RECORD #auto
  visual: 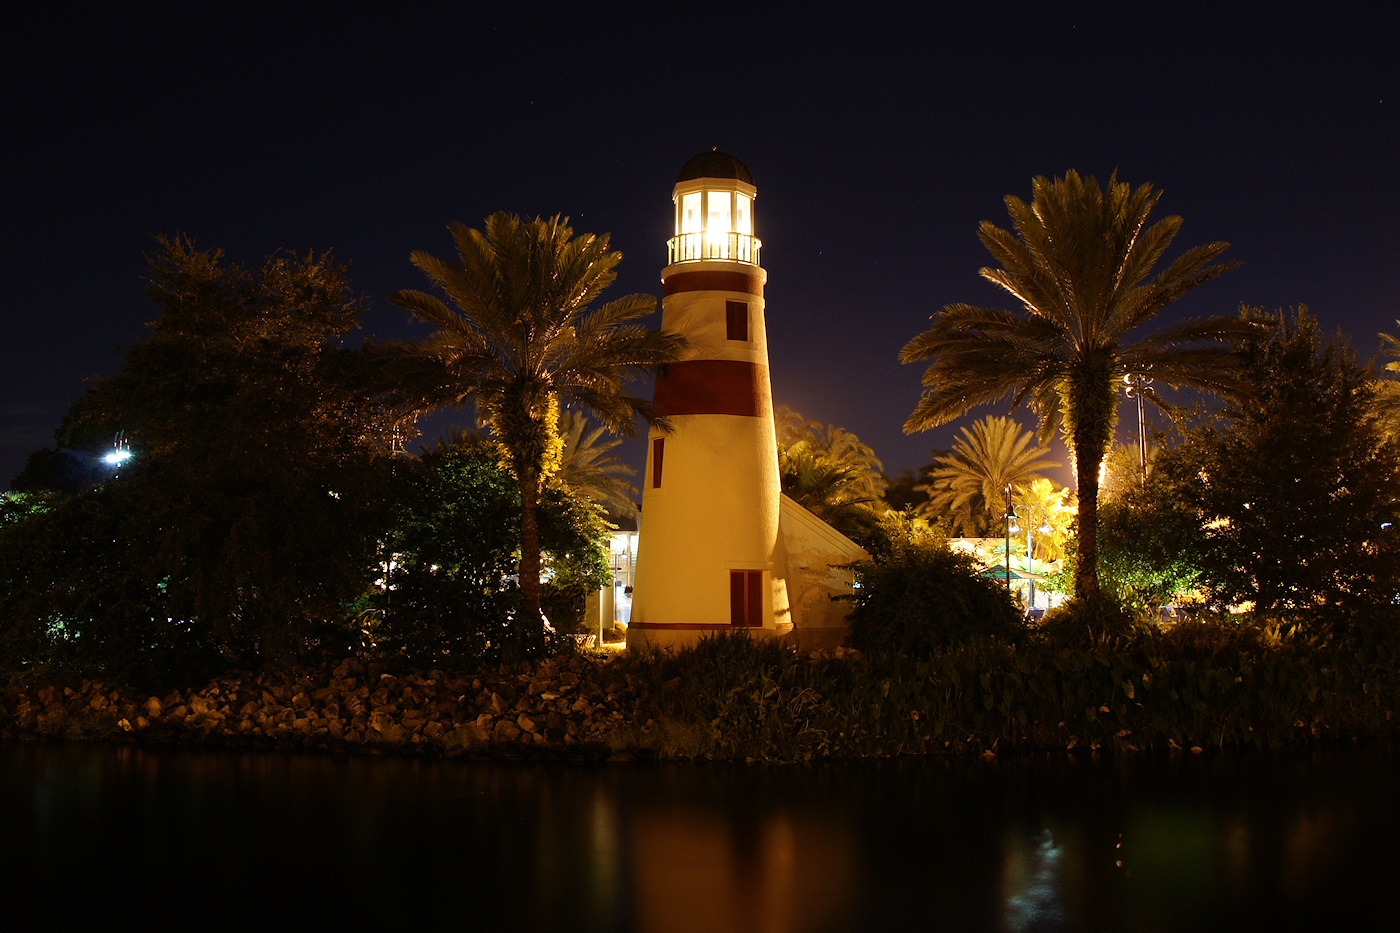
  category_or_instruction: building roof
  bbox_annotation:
[676,151,754,185]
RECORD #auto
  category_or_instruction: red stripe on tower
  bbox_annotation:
[652,359,769,417]
[663,270,764,297]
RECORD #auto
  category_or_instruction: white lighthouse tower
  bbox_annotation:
[628,152,867,651]
[627,152,789,648]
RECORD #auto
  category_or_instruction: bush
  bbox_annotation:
[1036,592,1142,648]
[366,434,612,667]
[620,621,1400,761]
[0,485,232,691]
[846,528,1025,658]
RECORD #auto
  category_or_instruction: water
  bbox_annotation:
[3,741,1396,931]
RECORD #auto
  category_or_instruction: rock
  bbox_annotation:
[494,719,521,741]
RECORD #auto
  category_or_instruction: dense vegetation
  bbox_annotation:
[1098,308,1400,623]
[616,623,1400,761]
[0,235,625,690]
[3,181,1399,763]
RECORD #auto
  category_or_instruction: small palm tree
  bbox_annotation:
[385,214,684,657]
[920,415,1058,535]
[1098,438,1161,505]
[1013,477,1076,565]
[555,409,638,518]
[1377,322,1400,442]
[901,171,1255,599]
[774,406,887,541]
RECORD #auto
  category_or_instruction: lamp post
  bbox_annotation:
[1017,504,1052,611]
[1004,483,1017,591]
[1123,370,1153,482]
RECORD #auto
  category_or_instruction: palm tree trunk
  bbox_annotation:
[1068,366,1116,603]
[516,468,545,660]
[1074,440,1101,601]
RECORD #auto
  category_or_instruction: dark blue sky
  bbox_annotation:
[5,3,1396,488]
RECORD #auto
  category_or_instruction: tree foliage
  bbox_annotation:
[365,432,611,667]
[1376,321,1400,443]
[1012,477,1076,566]
[901,171,1253,600]
[1134,308,1400,624]
[1096,476,1208,616]
[0,237,398,681]
[555,409,638,518]
[1098,437,1162,505]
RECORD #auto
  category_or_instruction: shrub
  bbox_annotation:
[1036,592,1141,649]
[845,528,1024,657]
[366,434,612,667]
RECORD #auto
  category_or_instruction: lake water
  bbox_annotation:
[2,741,1396,931]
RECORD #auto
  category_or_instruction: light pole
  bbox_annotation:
[1016,504,1052,611]
[1123,371,1153,482]
[1004,483,1017,591]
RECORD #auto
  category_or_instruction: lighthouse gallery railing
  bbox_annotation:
[667,232,762,266]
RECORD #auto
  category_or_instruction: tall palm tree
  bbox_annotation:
[919,415,1058,535]
[386,214,685,657]
[901,171,1255,599]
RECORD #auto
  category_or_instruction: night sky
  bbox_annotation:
[5,4,1395,491]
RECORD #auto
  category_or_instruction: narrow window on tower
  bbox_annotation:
[651,437,665,488]
[729,570,763,627]
[726,300,748,341]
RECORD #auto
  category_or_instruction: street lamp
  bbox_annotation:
[1015,504,1053,612]
[1004,483,1017,590]
[1123,370,1153,482]
[102,431,133,470]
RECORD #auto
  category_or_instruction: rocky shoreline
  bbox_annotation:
[0,654,648,758]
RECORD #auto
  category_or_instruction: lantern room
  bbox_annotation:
[667,151,761,266]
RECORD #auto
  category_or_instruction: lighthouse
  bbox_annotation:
[628,152,865,650]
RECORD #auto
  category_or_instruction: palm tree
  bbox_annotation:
[919,415,1058,535]
[1098,438,1161,505]
[386,214,685,657]
[901,171,1254,599]
[774,406,888,542]
[1377,322,1400,442]
[1012,477,1076,565]
[556,409,638,518]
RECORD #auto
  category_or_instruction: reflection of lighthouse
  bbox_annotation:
[628,151,789,648]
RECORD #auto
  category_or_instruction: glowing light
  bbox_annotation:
[103,431,133,468]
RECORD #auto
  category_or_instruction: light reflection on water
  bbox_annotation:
[1002,829,1065,932]
[2,742,1397,931]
